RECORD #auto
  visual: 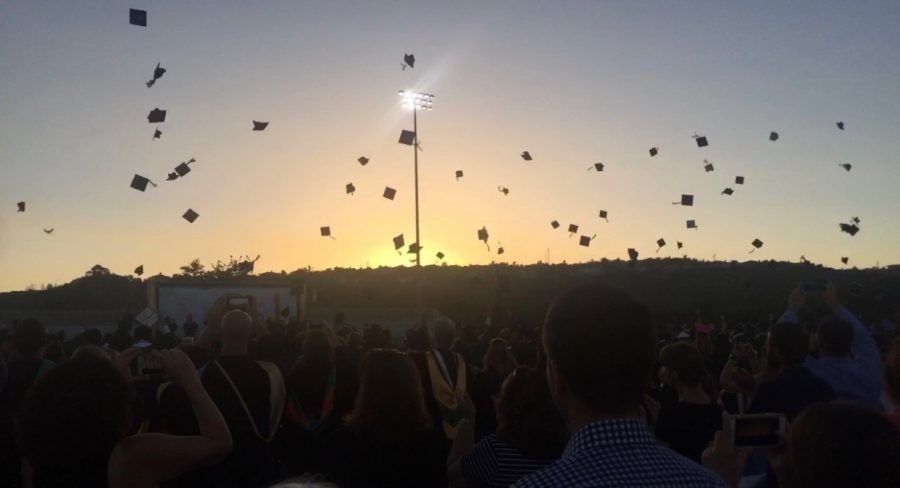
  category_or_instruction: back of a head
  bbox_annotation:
[769,322,810,367]
[431,318,457,349]
[659,342,707,387]
[496,368,567,460]
[14,318,47,357]
[884,338,900,405]
[17,356,131,475]
[302,329,334,368]
[345,350,431,442]
[818,317,854,357]
[790,402,900,488]
[543,284,655,415]
[484,338,516,377]
[221,310,254,343]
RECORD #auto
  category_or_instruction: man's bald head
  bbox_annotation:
[221,310,253,343]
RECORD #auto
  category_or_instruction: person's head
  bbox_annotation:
[344,350,431,442]
[766,322,810,369]
[43,340,66,364]
[496,368,567,459]
[658,342,707,389]
[788,402,900,488]
[13,318,47,357]
[817,317,854,357]
[543,284,655,421]
[484,338,517,378]
[431,318,456,349]
[221,310,254,347]
[302,329,334,367]
[133,324,152,342]
[883,338,900,407]
[17,356,133,475]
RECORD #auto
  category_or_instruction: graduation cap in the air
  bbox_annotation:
[851,216,861,224]
[722,188,734,196]
[589,162,604,171]
[477,227,490,250]
[735,176,745,185]
[399,130,416,146]
[152,127,162,140]
[686,220,698,229]
[436,251,445,260]
[841,257,849,265]
[627,248,639,261]
[129,8,147,27]
[16,202,25,212]
[346,183,356,195]
[402,53,415,70]
[677,241,683,249]
[521,151,532,161]
[674,194,694,206]
[649,147,659,157]
[598,210,608,222]
[836,121,845,130]
[550,220,560,229]
[568,224,578,236]
[130,174,157,192]
[407,242,423,254]
[236,255,259,274]
[497,245,505,255]
[455,170,464,180]
[579,235,596,247]
[146,63,166,88]
[147,108,166,123]
[389,234,403,254]
[182,209,199,223]
[749,239,764,253]
[693,135,709,148]
[839,163,852,172]
[704,161,714,172]
[320,226,334,238]
[498,186,510,196]
[134,265,144,276]
[166,172,178,181]
[358,156,370,166]
[43,228,54,235]
[383,187,397,200]
[252,121,269,131]
[839,223,860,236]
[769,131,779,141]
[656,238,666,252]
[174,158,196,177]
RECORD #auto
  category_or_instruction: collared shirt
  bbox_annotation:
[779,306,882,410]
[514,419,727,488]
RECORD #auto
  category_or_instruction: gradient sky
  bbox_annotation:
[2,1,900,292]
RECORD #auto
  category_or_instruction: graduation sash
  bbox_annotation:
[285,365,336,432]
[425,350,467,439]
[213,360,286,442]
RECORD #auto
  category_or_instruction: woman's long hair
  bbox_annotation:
[343,350,432,443]
[496,368,567,460]
[483,338,518,378]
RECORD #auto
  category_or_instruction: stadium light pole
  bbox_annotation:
[398,90,434,267]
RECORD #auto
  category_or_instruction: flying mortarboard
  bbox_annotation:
[146,62,166,88]
[134,265,144,276]
[383,187,397,200]
[166,172,179,181]
[851,216,861,224]
[393,234,405,251]
[589,162,604,171]
[694,135,709,148]
[398,130,416,145]
[686,220,698,229]
[252,121,269,131]
[839,163,852,172]
[649,147,659,157]
[497,246,505,255]
[129,8,147,27]
[769,131,779,141]
[841,257,849,265]
[402,53,415,70]
[750,238,763,253]
[182,209,199,223]
[674,194,694,206]
[627,248,639,261]
[836,121,845,130]
[722,188,734,196]
[346,183,355,195]
[498,186,509,196]
[656,238,666,252]
[407,242,423,254]
[477,227,490,250]
[455,170,464,180]
[704,161,714,172]
[735,176,745,185]
[677,241,683,249]
[130,174,157,192]
[320,226,333,238]
[568,224,578,236]
[839,223,859,236]
[147,108,166,123]
[17,202,25,212]
[579,235,596,247]
[358,156,370,166]
[174,159,195,177]
[43,228,54,234]
[436,251,445,260]
[550,220,560,229]
[152,127,162,140]
[521,151,532,161]
[598,210,608,221]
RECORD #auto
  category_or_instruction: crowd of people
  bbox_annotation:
[1,282,899,487]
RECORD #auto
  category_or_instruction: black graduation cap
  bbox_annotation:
[146,63,166,88]
[686,220,697,229]
[704,161,714,172]
[598,210,608,221]
[851,216,861,224]
[656,238,666,252]
[568,224,578,236]
[130,174,157,192]
[383,187,397,200]
[627,248,639,261]
[147,108,166,123]
[320,226,332,238]
[436,251,445,260]
[346,183,356,195]
[839,163,852,172]
[16,202,25,212]
[839,223,859,236]
[152,127,162,140]
[694,135,708,148]
[498,186,509,196]
[399,130,416,145]
[129,8,147,27]
[358,156,370,166]
[769,131,779,141]
[455,170,464,180]
[836,121,845,130]
[174,160,194,177]
[134,265,144,276]
[735,176,745,185]
[497,246,505,255]
[182,209,199,223]
[166,172,179,181]
[252,121,269,131]
[407,242,423,254]
[402,53,415,69]
[43,228,54,235]
[674,194,694,206]
[521,151,532,161]
[393,234,405,251]
[589,162,604,171]
[477,227,490,250]
[677,241,683,249]
[750,238,764,253]
[722,188,734,196]
[649,147,659,157]
[841,257,849,265]
[550,220,560,229]
[579,235,595,247]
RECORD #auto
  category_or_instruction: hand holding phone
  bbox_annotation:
[731,413,786,448]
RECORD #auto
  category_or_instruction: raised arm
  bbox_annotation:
[823,283,881,377]
[777,287,805,325]
[446,392,477,487]
[108,349,232,487]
